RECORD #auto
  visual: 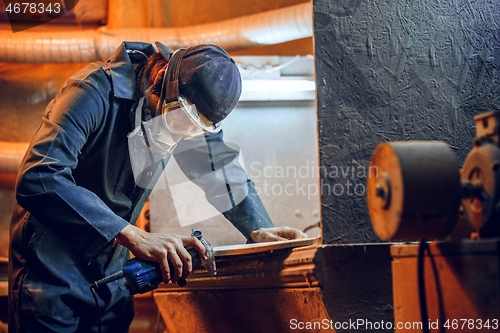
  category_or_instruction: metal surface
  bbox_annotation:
[461,144,500,233]
[192,227,216,277]
[367,141,461,240]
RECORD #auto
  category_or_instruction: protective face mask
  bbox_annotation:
[128,97,184,188]
[143,114,184,155]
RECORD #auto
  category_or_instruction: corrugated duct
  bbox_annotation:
[0,2,313,64]
[0,142,29,174]
[0,3,312,174]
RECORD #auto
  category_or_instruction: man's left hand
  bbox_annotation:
[250,227,308,243]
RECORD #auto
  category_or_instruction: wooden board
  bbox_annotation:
[213,237,320,257]
[159,243,320,291]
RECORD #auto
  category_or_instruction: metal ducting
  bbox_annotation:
[0,142,29,174]
[0,3,313,64]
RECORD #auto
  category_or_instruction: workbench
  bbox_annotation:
[131,239,500,333]
[391,239,500,333]
[145,239,394,333]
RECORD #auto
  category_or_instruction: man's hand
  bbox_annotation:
[250,226,309,243]
[115,225,206,284]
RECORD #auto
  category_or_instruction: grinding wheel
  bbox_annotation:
[367,141,461,240]
[461,142,500,235]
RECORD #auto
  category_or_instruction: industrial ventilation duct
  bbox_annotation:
[0,142,29,175]
[0,2,313,64]
[0,2,313,173]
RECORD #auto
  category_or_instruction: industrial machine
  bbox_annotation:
[367,110,500,241]
[367,110,500,332]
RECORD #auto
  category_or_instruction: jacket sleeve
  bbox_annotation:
[172,131,274,240]
[15,74,130,265]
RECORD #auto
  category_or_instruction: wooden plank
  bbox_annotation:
[214,237,320,257]
[391,239,500,258]
[159,244,320,291]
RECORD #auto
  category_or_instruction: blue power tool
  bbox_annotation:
[90,228,215,332]
[91,227,215,294]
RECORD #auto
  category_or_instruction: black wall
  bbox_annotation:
[314,0,500,244]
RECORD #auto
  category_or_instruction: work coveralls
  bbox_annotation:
[8,42,273,332]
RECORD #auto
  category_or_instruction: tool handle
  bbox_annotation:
[123,258,162,294]
[187,247,202,268]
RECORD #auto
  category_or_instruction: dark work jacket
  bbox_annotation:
[8,42,273,322]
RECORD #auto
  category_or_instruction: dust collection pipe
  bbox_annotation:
[0,2,313,64]
[0,142,29,174]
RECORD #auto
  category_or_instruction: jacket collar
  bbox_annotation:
[107,42,157,100]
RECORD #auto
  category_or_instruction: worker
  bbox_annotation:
[8,41,308,332]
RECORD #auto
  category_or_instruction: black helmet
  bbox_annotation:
[155,42,242,124]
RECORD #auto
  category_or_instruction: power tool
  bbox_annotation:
[91,227,215,294]
[90,228,215,332]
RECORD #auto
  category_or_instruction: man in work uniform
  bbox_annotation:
[8,41,307,332]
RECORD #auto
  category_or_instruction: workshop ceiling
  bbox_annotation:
[0,0,314,57]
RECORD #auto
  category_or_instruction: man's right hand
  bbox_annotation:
[115,225,206,284]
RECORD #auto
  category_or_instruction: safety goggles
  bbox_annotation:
[161,95,221,138]
[155,45,221,138]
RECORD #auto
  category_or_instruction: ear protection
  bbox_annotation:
[155,48,187,118]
